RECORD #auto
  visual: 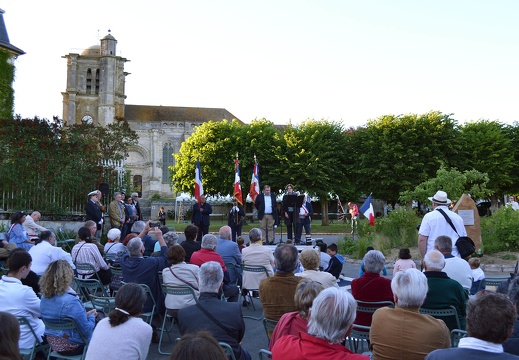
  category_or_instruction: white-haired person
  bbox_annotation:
[296,248,339,289]
[177,261,250,360]
[422,249,468,331]
[104,228,127,258]
[370,268,450,359]
[271,287,369,359]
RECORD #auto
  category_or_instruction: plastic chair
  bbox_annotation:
[450,329,468,347]
[347,324,371,354]
[419,306,461,330]
[262,317,278,344]
[42,317,89,360]
[259,349,272,360]
[74,262,110,295]
[158,284,198,355]
[219,342,237,360]
[18,316,49,360]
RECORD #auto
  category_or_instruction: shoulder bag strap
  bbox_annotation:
[195,302,237,338]
[74,242,88,264]
[168,267,199,291]
[436,208,460,236]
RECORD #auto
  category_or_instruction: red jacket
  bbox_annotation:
[189,248,227,272]
[269,311,307,351]
[350,272,393,326]
[272,332,369,360]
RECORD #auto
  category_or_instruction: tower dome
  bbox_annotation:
[81,45,100,56]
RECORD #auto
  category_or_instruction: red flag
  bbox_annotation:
[233,158,243,205]
[194,160,203,205]
[249,162,260,202]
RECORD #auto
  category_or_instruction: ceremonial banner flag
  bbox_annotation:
[360,194,375,226]
[249,162,260,202]
[194,160,203,205]
[233,158,243,205]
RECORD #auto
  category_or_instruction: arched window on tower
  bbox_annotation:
[162,143,175,183]
[86,68,92,94]
[95,69,100,94]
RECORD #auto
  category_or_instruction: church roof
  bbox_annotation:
[0,9,24,56]
[124,104,243,124]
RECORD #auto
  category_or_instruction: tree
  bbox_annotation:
[400,165,491,205]
[0,49,15,118]
[350,111,461,204]
[275,120,350,225]
[0,116,138,213]
[456,121,514,205]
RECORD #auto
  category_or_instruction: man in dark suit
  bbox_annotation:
[254,185,278,244]
[85,190,103,239]
[177,261,251,360]
[192,195,213,242]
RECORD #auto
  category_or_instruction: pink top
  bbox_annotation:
[393,258,416,273]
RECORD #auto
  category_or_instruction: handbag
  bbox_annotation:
[437,208,476,258]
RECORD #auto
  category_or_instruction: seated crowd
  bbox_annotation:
[3,211,519,360]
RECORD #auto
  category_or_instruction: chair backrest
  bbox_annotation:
[75,262,101,281]
[263,317,279,341]
[347,324,371,353]
[162,284,198,302]
[74,277,108,301]
[241,264,270,280]
[450,329,468,347]
[218,342,237,360]
[110,265,123,276]
[419,306,461,330]
[42,317,88,344]
[485,276,509,290]
[18,316,47,358]
[356,300,394,314]
[89,295,116,314]
[138,283,157,315]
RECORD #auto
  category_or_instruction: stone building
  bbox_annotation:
[62,33,240,198]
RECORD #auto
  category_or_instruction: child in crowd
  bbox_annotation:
[469,257,486,295]
[318,242,330,270]
[359,246,387,277]
[393,248,416,273]
[324,243,344,279]
[236,236,245,253]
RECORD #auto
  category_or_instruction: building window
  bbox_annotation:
[162,143,175,183]
[95,69,100,94]
[86,68,92,94]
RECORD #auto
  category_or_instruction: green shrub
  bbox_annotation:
[481,206,519,252]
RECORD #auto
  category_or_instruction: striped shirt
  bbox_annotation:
[71,242,109,277]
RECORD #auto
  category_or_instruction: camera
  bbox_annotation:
[149,221,161,228]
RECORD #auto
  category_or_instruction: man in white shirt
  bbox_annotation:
[0,250,44,349]
[435,235,472,291]
[22,211,48,240]
[418,190,467,258]
[29,230,75,275]
[254,185,279,244]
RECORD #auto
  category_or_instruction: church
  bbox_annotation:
[61,33,241,198]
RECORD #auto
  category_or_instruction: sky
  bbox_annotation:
[2,0,519,128]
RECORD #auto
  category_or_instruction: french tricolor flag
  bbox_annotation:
[360,194,375,226]
[194,160,203,205]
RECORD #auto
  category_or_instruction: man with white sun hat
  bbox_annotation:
[418,190,467,259]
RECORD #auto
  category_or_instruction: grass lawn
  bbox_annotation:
[163,219,351,234]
